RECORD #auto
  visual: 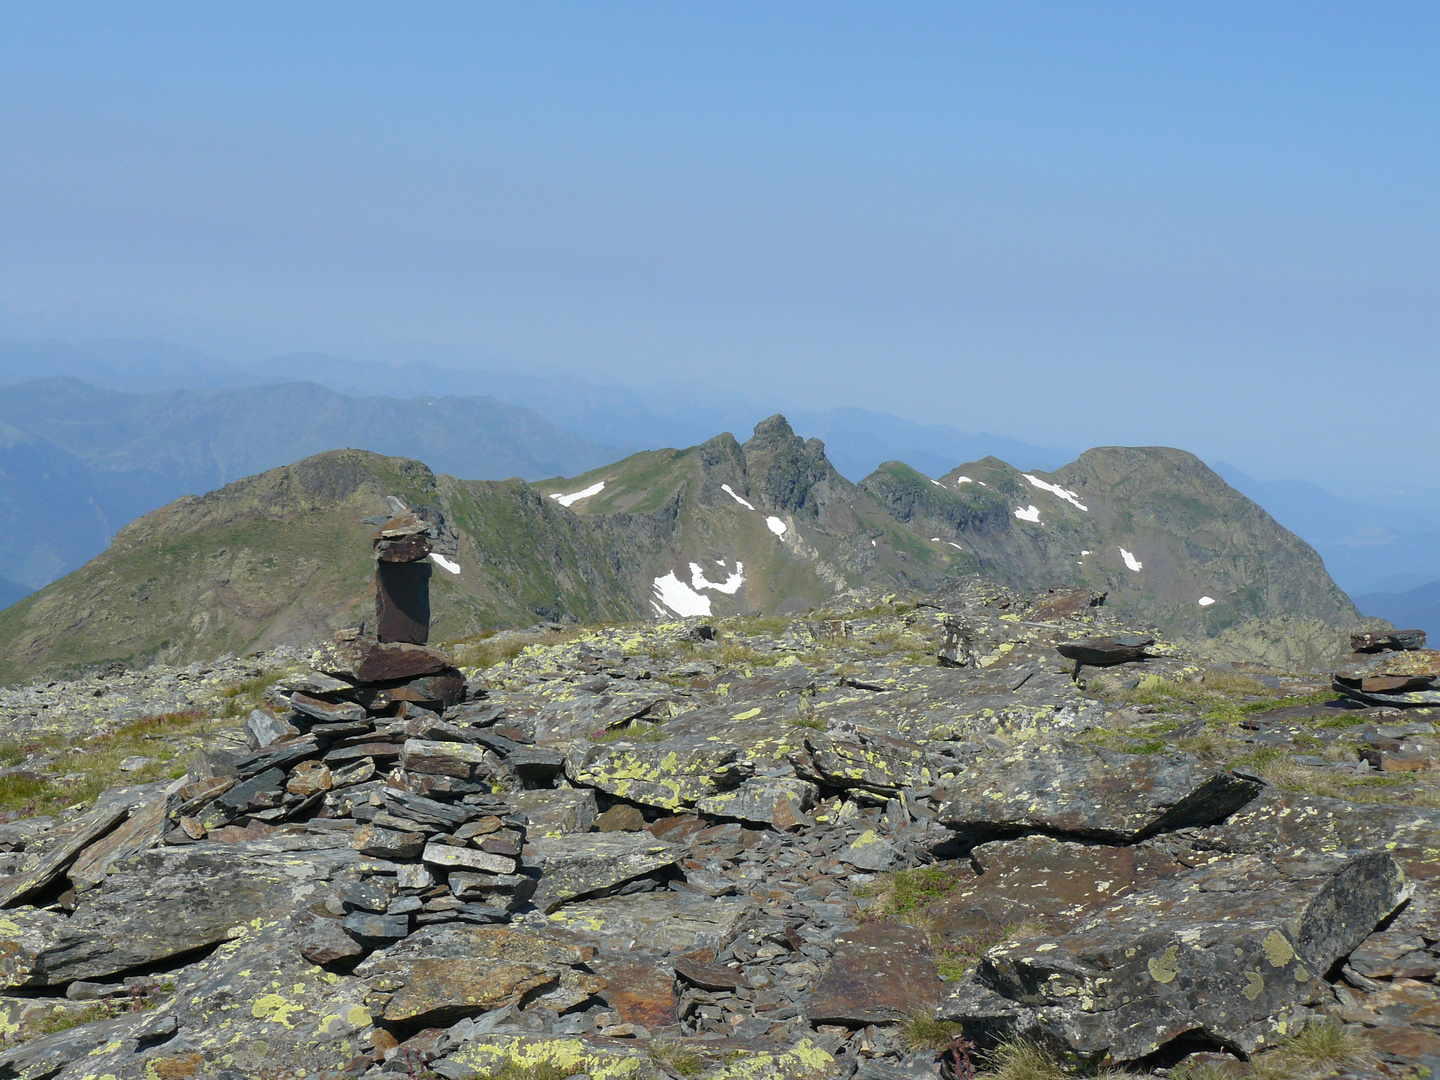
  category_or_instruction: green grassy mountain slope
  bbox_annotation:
[0,451,655,684]
[860,446,1359,638]
[535,416,956,618]
[0,422,1362,682]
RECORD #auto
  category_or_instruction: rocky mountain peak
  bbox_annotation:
[741,414,850,515]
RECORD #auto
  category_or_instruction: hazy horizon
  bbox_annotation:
[3,4,1439,503]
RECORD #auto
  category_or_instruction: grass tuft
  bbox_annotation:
[898,1011,966,1053]
[649,1041,705,1078]
[590,720,670,743]
[1251,1017,1369,1079]
[855,865,961,921]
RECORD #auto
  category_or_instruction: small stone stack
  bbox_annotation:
[373,513,436,645]
[1333,629,1440,707]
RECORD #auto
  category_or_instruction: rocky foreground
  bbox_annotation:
[0,583,1436,1079]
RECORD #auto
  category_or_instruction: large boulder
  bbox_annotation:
[937,740,1262,843]
[940,849,1408,1064]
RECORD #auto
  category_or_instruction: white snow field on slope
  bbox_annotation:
[1199,596,1216,606]
[1014,505,1041,522]
[652,571,712,617]
[430,553,461,575]
[766,516,788,537]
[1023,474,1088,512]
[652,560,748,617]
[690,561,745,595]
[549,481,606,507]
[720,484,755,510]
[1120,547,1143,572]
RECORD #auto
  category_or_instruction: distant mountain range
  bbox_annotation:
[1,336,1437,617]
[0,416,1361,683]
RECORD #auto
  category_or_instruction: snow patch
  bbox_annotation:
[871,539,877,547]
[690,561,745,595]
[1081,550,1093,556]
[1024,474,1088,512]
[1198,596,1216,607]
[721,484,755,510]
[947,541,963,550]
[978,481,988,487]
[430,553,461,575]
[930,537,942,542]
[766,516,788,537]
[954,476,973,485]
[550,481,605,507]
[929,479,943,487]
[652,572,712,618]
[1120,547,1143,572]
[1015,505,1041,523]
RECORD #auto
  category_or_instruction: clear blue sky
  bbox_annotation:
[2,3,1438,497]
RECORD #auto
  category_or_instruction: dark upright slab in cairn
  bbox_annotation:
[374,514,433,645]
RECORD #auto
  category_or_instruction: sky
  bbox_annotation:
[1,3,1438,499]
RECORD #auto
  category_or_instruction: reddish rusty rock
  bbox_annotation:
[208,821,277,844]
[674,957,751,991]
[647,815,708,844]
[589,955,678,1028]
[806,922,942,1025]
[596,805,646,833]
[286,760,334,797]
[355,642,452,682]
[927,835,1181,941]
[1362,674,1436,693]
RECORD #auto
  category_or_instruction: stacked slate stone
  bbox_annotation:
[1334,628,1440,707]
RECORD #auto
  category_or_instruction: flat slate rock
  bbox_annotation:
[695,777,819,824]
[1056,634,1154,667]
[525,833,684,913]
[544,890,751,954]
[925,834,1182,940]
[1205,788,1440,880]
[354,924,597,1025]
[937,739,1262,843]
[942,849,1406,1064]
[0,801,130,908]
[564,736,750,811]
[1352,629,1427,653]
[507,788,598,836]
[2,842,357,986]
[807,922,943,1025]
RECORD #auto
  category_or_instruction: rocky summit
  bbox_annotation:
[0,572,1434,1080]
[0,417,1362,685]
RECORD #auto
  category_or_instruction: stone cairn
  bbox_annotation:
[163,510,549,965]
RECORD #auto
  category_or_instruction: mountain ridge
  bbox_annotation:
[0,416,1362,683]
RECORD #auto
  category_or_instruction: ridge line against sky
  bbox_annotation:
[1,3,1438,500]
